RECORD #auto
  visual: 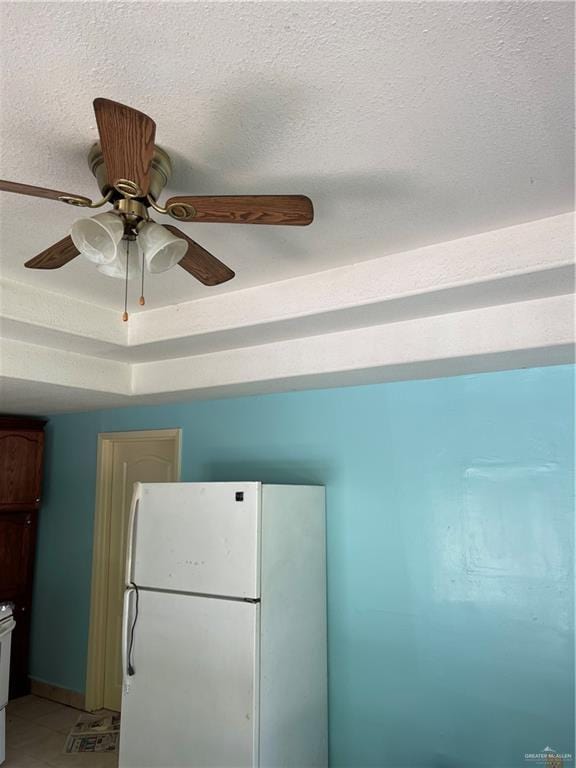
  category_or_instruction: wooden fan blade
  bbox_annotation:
[164,225,235,286]
[165,195,314,226]
[24,236,80,269]
[93,98,156,197]
[0,179,90,204]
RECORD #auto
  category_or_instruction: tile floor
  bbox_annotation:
[4,695,118,768]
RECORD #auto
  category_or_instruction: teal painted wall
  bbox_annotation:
[31,366,574,767]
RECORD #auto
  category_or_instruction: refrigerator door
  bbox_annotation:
[127,482,261,598]
[119,589,259,768]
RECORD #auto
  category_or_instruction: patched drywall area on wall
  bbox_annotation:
[31,365,574,767]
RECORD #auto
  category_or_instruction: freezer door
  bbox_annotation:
[119,589,259,768]
[128,482,261,598]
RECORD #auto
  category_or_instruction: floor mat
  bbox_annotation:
[64,711,121,753]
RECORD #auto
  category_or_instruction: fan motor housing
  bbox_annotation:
[88,142,172,203]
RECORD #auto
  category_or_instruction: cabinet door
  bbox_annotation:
[0,512,34,596]
[8,603,31,699]
[0,511,37,698]
[0,431,44,510]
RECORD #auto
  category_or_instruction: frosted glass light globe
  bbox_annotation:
[139,222,187,274]
[71,212,124,266]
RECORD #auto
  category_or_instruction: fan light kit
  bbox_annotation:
[1,98,314,320]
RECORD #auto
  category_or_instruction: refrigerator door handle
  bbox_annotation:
[125,482,142,586]
[122,586,135,689]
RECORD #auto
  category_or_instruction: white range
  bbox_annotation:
[0,602,15,765]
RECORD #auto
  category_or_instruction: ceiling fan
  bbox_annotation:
[0,98,313,319]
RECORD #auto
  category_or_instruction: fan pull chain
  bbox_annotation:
[139,247,145,306]
[122,239,130,322]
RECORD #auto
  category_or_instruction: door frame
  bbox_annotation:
[85,429,182,711]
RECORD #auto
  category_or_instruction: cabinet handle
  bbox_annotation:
[35,498,40,503]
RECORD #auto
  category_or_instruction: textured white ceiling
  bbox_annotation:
[0,1,573,310]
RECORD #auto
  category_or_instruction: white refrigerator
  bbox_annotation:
[118,482,327,768]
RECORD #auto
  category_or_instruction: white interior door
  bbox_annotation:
[101,433,180,712]
[119,590,259,768]
[130,482,261,598]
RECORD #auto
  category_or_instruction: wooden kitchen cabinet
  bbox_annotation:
[0,416,46,698]
[0,418,44,511]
